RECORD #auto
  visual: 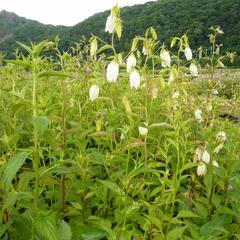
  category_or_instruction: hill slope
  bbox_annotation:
[0,10,67,57]
[0,0,239,58]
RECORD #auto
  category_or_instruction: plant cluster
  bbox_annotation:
[0,4,240,240]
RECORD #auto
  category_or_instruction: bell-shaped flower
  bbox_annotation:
[89,84,99,101]
[184,47,192,60]
[194,109,203,122]
[139,126,148,136]
[107,61,119,83]
[126,54,137,73]
[202,150,210,164]
[160,49,171,67]
[129,70,141,89]
[189,63,198,77]
[197,163,207,176]
[216,131,226,142]
[105,15,116,34]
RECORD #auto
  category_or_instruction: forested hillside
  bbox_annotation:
[0,0,239,59]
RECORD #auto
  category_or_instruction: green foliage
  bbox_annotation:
[0,4,240,239]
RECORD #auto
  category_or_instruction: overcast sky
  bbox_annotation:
[0,0,155,26]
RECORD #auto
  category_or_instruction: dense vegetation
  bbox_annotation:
[0,0,239,64]
[0,3,240,240]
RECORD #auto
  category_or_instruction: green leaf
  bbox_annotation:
[36,212,59,240]
[177,210,199,218]
[16,41,33,54]
[32,116,49,137]
[38,71,72,78]
[200,214,232,237]
[58,220,72,240]
[7,60,31,69]
[168,226,187,240]
[13,214,32,240]
[97,180,120,194]
[1,152,30,190]
[131,38,139,52]
[97,44,112,54]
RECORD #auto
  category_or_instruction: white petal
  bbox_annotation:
[129,70,141,89]
[107,61,119,82]
[89,84,99,101]
[202,150,210,164]
[184,47,192,60]
[139,126,148,136]
[189,64,198,76]
[197,163,207,176]
[160,50,171,68]
[105,15,116,33]
[126,55,137,73]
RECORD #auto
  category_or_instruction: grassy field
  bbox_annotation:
[0,6,240,240]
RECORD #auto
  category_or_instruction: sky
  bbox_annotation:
[0,0,155,26]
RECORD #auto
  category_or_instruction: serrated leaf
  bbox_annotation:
[2,152,30,190]
[36,212,58,240]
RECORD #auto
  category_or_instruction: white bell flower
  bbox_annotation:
[105,15,116,34]
[126,54,137,73]
[202,150,210,164]
[89,84,99,101]
[129,70,141,89]
[107,61,119,83]
[139,126,148,136]
[189,63,198,77]
[197,163,207,176]
[160,49,171,68]
[184,47,192,60]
